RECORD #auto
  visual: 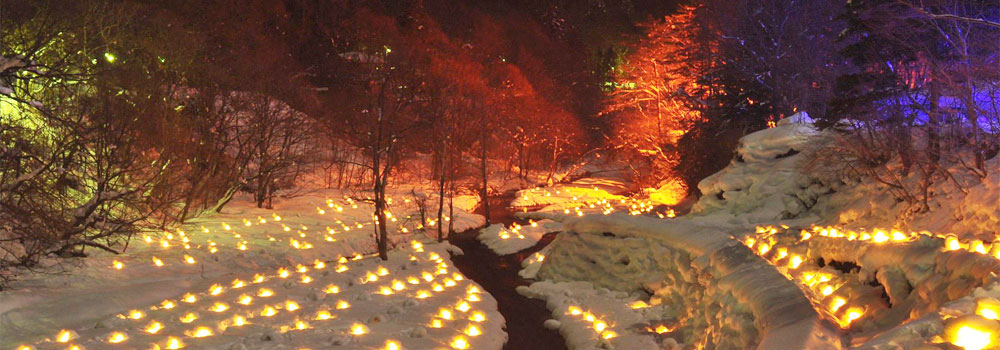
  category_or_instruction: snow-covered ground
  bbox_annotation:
[1,189,500,350]
[513,112,1000,350]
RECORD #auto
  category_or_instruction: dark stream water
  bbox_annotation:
[447,193,567,350]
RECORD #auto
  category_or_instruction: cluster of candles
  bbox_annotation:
[746,224,1000,350]
[518,187,666,218]
[24,191,488,350]
[491,220,540,241]
[22,240,489,350]
[563,306,617,341]
[109,195,442,271]
[744,225,870,329]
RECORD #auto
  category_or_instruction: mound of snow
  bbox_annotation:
[692,112,831,223]
[477,220,562,256]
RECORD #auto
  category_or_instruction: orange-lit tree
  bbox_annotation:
[603,6,703,198]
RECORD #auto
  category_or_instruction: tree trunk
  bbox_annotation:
[437,170,445,242]
[480,113,490,226]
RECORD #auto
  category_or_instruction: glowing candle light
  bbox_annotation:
[145,321,163,333]
[350,323,368,335]
[164,336,184,349]
[210,302,229,312]
[470,312,486,322]
[180,312,198,323]
[238,294,253,305]
[152,257,164,267]
[258,288,274,297]
[182,293,197,303]
[261,306,278,317]
[161,300,176,309]
[325,284,340,294]
[416,290,431,299]
[189,326,213,338]
[285,300,300,311]
[438,309,453,320]
[336,300,351,309]
[55,330,77,343]
[465,325,481,336]
[209,284,224,296]
[429,319,444,328]
[315,310,333,320]
[450,336,469,349]
[456,301,471,312]
[112,260,124,270]
[232,279,246,288]
[128,309,145,319]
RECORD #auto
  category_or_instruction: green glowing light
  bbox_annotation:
[104,52,116,63]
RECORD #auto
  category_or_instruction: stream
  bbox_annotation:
[447,192,568,350]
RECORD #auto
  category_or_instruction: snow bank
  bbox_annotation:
[477,220,562,256]
[522,215,843,350]
[691,112,830,223]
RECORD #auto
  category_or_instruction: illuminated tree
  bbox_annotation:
[603,6,703,196]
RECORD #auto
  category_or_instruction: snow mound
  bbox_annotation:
[476,220,562,256]
[522,214,843,350]
[692,112,831,223]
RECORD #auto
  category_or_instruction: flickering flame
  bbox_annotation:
[108,332,128,344]
[439,308,453,320]
[145,321,163,333]
[315,310,332,320]
[952,325,993,350]
[470,312,486,322]
[184,255,196,264]
[112,260,124,270]
[210,302,229,312]
[128,309,145,319]
[189,326,213,338]
[261,306,278,317]
[285,300,299,311]
[325,284,340,294]
[238,294,253,305]
[209,284,224,295]
[152,257,164,267]
[336,300,351,309]
[258,288,274,297]
[56,329,75,343]
[180,312,198,323]
[630,300,649,309]
[465,325,481,336]
[384,340,402,350]
[416,290,431,299]
[450,336,469,349]
[164,336,184,349]
[182,293,197,303]
[232,315,247,326]
[351,323,368,335]
[456,301,471,312]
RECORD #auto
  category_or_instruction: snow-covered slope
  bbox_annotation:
[519,214,842,350]
[691,112,829,224]
[1,190,500,350]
